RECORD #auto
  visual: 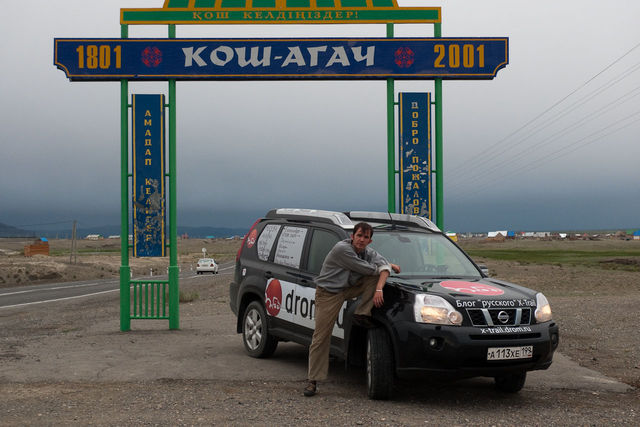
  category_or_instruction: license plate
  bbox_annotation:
[487,346,533,361]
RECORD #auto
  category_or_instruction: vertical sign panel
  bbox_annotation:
[132,94,166,257]
[399,92,431,219]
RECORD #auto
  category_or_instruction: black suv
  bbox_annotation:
[229,209,559,399]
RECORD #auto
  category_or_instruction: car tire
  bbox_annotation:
[494,371,527,393]
[366,327,394,400]
[242,301,278,358]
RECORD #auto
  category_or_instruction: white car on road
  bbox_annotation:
[196,258,219,274]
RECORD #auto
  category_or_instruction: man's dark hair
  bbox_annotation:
[353,222,373,237]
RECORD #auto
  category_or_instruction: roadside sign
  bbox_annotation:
[398,92,431,219]
[121,1,441,25]
[132,94,166,257]
[54,38,508,81]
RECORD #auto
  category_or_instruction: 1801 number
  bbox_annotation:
[76,45,122,69]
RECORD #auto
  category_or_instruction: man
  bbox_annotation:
[304,222,400,397]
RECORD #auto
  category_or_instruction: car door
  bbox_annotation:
[303,227,348,354]
[263,224,313,341]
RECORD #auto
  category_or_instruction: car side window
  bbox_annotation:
[274,226,308,269]
[307,229,341,275]
[257,224,281,261]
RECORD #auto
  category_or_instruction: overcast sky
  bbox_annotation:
[1,0,639,232]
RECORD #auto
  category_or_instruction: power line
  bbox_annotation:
[446,87,640,193]
[450,41,640,177]
[447,111,640,200]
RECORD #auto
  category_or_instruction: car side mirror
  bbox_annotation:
[478,264,489,276]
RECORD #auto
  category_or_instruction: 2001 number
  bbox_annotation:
[76,45,122,69]
[434,44,485,69]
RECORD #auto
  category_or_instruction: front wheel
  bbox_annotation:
[242,301,278,358]
[495,371,527,393]
[366,327,394,400]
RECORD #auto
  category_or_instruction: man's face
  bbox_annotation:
[351,228,372,253]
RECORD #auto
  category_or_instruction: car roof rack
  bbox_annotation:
[347,211,440,232]
[266,208,354,228]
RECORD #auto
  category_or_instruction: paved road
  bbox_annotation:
[0,261,235,309]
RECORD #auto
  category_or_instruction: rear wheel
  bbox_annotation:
[366,327,394,400]
[495,371,527,393]
[242,301,278,358]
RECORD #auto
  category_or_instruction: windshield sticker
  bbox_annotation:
[480,326,532,335]
[440,280,504,296]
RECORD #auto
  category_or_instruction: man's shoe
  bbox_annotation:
[303,380,317,397]
[352,314,376,329]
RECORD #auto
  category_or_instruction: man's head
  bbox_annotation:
[351,222,373,253]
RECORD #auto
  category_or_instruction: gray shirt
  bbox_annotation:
[315,238,392,293]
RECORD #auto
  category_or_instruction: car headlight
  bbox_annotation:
[413,294,463,326]
[535,292,553,323]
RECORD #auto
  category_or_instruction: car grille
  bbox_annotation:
[466,308,532,327]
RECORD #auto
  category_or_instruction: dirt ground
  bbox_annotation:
[0,237,241,287]
[0,236,638,424]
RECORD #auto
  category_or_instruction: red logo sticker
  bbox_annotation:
[265,279,282,316]
[439,280,504,296]
[246,228,258,248]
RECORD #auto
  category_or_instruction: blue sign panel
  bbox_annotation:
[399,92,431,219]
[54,38,508,81]
[132,94,166,257]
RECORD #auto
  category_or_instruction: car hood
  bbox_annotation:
[390,277,538,308]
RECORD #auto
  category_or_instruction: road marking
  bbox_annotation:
[0,281,113,297]
[0,289,118,310]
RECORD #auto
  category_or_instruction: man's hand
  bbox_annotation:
[391,263,401,273]
[373,288,384,308]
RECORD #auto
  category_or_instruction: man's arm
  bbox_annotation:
[372,264,402,307]
[333,244,380,276]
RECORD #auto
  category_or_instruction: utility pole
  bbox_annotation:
[70,220,77,264]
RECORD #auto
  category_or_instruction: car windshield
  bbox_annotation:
[199,258,214,263]
[368,230,481,279]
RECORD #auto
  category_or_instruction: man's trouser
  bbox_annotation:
[307,275,379,381]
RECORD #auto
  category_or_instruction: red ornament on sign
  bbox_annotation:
[394,47,415,68]
[141,46,162,67]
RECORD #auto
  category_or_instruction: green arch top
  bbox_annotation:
[121,0,441,25]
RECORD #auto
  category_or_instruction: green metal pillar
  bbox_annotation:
[434,22,444,230]
[168,24,180,330]
[386,23,396,213]
[119,23,131,332]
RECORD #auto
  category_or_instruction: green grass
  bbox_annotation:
[465,248,640,271]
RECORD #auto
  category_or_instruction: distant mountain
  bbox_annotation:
[0,223,36,238]
[22,224,249,239]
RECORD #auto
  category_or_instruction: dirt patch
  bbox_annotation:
[0,237,241,288]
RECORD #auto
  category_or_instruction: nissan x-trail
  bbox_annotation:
[229,209,559,399]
